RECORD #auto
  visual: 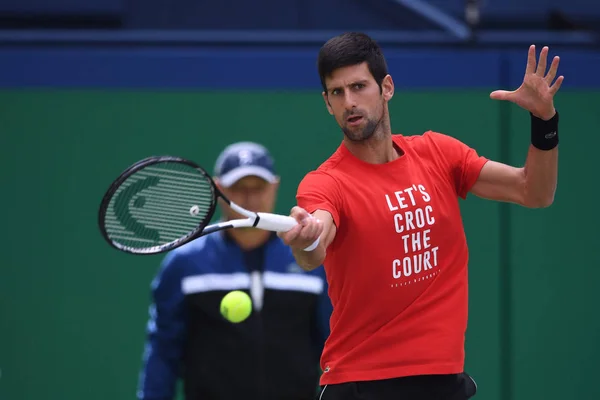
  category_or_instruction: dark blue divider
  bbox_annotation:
[0,0,123,15]
[0,46,598,89]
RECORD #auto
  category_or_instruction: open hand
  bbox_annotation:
[490,45,564,120]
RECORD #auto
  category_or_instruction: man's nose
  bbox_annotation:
[343,91,358,109]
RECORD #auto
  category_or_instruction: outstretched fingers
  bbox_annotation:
[526,44,537,75]
[550,75,565,95]
[545,55,560,84]
[535,46,549,77]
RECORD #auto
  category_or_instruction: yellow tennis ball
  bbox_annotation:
[220,290,252,323]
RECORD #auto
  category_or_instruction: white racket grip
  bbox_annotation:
[255,212,320,252]
[255,212,297,232]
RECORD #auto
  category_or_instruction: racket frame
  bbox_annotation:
[98,156,219,255]
[98,156,318,256]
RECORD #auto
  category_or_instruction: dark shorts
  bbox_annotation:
[317,373,477,400]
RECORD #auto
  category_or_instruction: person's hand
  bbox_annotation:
[490,45,564,120]
[278,206,323,251]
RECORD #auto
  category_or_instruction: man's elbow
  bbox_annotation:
[539,193,555,208]
[522,191,555,208]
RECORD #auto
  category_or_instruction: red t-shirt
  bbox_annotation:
[296,132,488,386]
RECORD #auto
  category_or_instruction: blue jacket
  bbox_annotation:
[137,231,332,400]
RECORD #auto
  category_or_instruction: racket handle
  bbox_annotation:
[255,212,320,252]
[255,213,298,232]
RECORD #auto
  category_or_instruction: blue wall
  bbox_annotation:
[1,45,599,89]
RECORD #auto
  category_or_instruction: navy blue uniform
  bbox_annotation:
[137,231,331,400]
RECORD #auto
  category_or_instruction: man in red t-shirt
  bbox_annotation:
[278,32,563,400]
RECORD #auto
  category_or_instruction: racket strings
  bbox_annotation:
[104,161,214,250]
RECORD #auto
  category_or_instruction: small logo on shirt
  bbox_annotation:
[324,366,330,373]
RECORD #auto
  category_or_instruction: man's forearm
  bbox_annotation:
[523,146,558,207]
[523,111,559,207]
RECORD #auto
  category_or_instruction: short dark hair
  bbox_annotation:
[317,32,389,92]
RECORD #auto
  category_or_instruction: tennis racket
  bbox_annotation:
[98,156,319,255]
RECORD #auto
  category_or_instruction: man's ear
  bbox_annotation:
[382,74,394,102]
[322,91,334,115]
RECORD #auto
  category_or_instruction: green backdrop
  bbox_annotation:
[0,90,598,400]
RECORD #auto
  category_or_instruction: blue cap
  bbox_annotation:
[214,141,277,187]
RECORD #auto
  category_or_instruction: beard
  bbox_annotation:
[341,105,385,142]
[342,118,379,142]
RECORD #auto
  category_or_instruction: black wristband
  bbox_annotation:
[530,111,559,151]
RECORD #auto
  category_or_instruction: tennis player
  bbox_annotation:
[137,142,332,400]
[278,32,562,399]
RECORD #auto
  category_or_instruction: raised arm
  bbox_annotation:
[472,44,562,207]
[470,132,557,208]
